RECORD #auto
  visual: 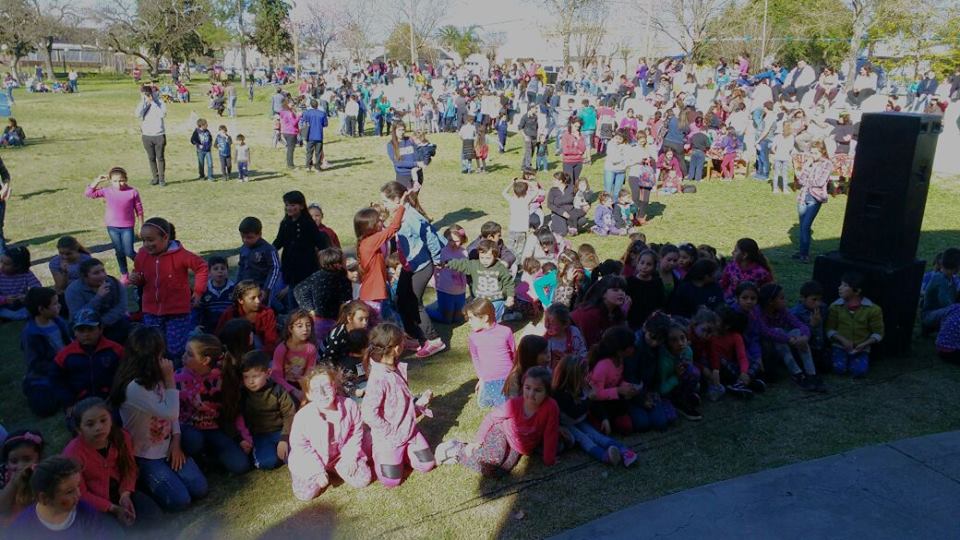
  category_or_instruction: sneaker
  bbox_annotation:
[748,378,767,393]
[150,178,159,186]
[622,449,639,468]
[792,373,816,392]
[435,440,463,465]
[677,402,703,421]
[725,381,754,400]
[706,383,725,402]
[158,180,166,187]
[415,338,446,359]
[606,446,621,466]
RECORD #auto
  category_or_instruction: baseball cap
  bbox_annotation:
[73,309,101,328]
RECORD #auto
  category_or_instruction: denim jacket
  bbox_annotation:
[397,204,445,273]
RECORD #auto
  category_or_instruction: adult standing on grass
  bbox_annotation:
[85,167,144,284]
[793,141,832,263]
[279,99,301,170]
[302,99,328,172]
[387,124,423,189]
[134,84,167,186]
[270,86,285,116]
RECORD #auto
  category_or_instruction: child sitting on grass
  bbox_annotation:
[193,255,235,334]
[436,367,558,477]
[790,280,828,371]
[361,323,435,487]
[758,283,824,392]
[288,365,371,501]
[0,246,41,321]
[176,334,250,475]
[52,308,123,409]
[0,429,45,525]
[20,287,70,417]
[238,351,296,470]
[826,272,884,377]
[216,280,279,355]
[591,192,627,236]
[271,309,317,404]
[553,355,637,467]
[544,304,589,367]
[936,297,960,363]
[294,247,353,339]
[587,326,641,435]
[921,247,959,332]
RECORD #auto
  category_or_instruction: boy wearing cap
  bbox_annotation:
[52,308,123,408]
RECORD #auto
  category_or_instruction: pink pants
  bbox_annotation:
[370,430,435,488]
[290,453,372,501]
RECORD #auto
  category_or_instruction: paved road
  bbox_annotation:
[552,430,960,540]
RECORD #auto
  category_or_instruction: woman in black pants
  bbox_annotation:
[547,172,587,236]
[626,132,658,225]
[380,181,447,358]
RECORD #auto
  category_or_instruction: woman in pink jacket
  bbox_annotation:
[278,98,301,169]
[288,365,371,500]
[560,117,587,182]
[360,323,435,487]
[84,167,144,284]
[129,217,208,363]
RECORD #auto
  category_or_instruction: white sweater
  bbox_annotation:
[120,381,180,460]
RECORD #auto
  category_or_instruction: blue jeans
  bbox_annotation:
[5,86,13,103]
[136,456,208,512]
[461,158,472,173]
[566,420,628,462]
[832,347,869,377]
[228,95,237,117]
[426,290,466,324]
[253,431,285,470]
[238,161,249,180]
[755,139,770,178]
[180,425,251,474]
[772,159,790,192]
[106,226,136,275]
[629,402,671,432]
[478,379,508,408]
[603,170,625,197]
[797,196,822,257]
[687,149,706,181]
[196,150,213,179]
[491,299,506,321]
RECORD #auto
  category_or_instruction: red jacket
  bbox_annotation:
[62,431,138,513]
[560,132,586,164]
[134,241,208,316]
[216,304,279,354]
[474,396,559,466]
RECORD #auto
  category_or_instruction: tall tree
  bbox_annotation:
[302,1,339,70]
[392,0,448,66]
[0,0,36,82]
[27,0,80,80]
[537,0,601,67]
[249,0,292,71]
[483,31,507,65]
[650,0,731,61]
[96,0,212,77]
[437,25,482,62]
[385,21,436,65]
[336,0,375,63]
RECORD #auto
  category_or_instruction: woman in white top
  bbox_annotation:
[602,130,629,197]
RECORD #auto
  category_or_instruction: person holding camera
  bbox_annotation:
[134,83,167,186]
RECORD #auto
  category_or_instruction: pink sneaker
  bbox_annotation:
[415,338,446,359]
[119,274,130,286]
[622,449,638,468]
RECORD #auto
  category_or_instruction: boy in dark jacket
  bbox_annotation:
[190,118,214,181]
[238,351,296,470]
[467,221,517,270]
[20,287,70,417]
[193,255,235,333]
[52,308,123,408]
[237,216,282,308]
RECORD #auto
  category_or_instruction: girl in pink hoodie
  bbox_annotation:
[360,323,435,487]
[130,217,208,363]
[288,365,371,500]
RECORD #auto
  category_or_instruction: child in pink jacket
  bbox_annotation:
[288,365,371,500]
[360,323,435,487]
[587,327,640,435]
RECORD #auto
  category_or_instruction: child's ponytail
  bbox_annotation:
[362,323,404,375]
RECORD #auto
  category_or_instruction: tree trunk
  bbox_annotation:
[11,56,22,83]
[44,37,57,80]
[844,6,870,93]
[238,1,248,87]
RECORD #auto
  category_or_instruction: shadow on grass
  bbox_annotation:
[17,187,67,200]
[432,207,487,230]
[32,242,114,267]
[484,164,510,174]
[255,504,339,540]
[18,229,90,248]
[420,379,476,444]
[322,157,373,171]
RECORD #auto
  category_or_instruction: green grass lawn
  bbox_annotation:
[2,80,960,539]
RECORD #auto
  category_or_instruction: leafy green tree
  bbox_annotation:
[250,0,292,69]
[0,0,37,82]
[436,25,482,62]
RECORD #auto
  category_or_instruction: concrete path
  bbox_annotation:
[553,430,960,540]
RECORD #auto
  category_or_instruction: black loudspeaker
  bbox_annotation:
[812,252,925,355]
[839,113,942,265]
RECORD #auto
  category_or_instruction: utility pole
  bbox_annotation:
[237,0,247,87]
